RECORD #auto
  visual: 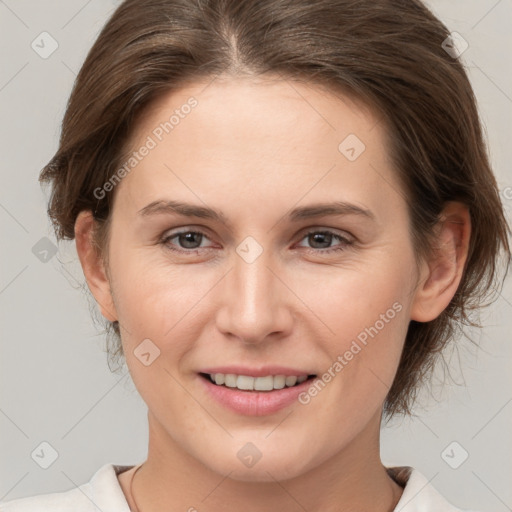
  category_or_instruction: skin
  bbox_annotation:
[75,74,471,512]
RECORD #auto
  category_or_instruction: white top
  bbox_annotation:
[0,464,480,511]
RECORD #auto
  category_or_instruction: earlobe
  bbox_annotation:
[410,201,471,322]
[74,210,118,323]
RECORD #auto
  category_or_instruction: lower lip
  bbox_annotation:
[198,374,315,416]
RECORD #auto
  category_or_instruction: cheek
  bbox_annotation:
[299,254,412,343]
[308,256,412,399]
[108,246,219,354]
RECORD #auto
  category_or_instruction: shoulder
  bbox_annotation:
[387,466,482,512]
[0,463,133,512]
[0,486,92,512]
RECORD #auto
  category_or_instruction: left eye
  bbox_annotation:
[296,230,353,253]
[160,229,352,254]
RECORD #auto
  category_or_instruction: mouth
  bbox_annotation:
[199,372,317,392]
[197,368,319,415]
[198,371,318,415]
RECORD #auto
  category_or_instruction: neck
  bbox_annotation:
[128,411,403,512]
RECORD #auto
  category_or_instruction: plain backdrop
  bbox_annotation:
[1,1,511,510]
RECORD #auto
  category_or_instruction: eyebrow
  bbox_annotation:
[137,199,376,227]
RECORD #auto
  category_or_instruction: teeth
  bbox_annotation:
[285,376,297,387]
[225,374,237,388]
[273,375,286,389]
[207,373,311,391]
[237,375,256,390]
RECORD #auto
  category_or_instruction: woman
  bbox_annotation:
[2,0,509,510]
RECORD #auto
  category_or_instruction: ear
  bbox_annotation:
[74,210,118,322]
[410,201,471,322]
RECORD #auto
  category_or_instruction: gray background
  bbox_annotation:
[0,0,511,510]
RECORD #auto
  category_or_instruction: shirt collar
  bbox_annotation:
[87,463,468,512]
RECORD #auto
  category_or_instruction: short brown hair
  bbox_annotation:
[40,0,511,418]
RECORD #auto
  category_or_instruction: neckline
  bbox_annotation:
[114,464,411,511]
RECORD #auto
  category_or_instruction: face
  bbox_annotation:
[95,75,424,481]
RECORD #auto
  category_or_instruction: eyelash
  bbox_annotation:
[159,228,354,255]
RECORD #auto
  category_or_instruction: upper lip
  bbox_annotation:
[199,366,315,378]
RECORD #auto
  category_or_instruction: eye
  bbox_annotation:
[159,228,354,255]
[160,230,213,253]
[295,229,354,254]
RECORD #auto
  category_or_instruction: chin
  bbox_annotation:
[202,449,313,483]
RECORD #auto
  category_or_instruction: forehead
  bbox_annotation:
[135,75,380,149]
[114,75,403,223]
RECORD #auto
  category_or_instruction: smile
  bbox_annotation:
[204,373,313,391]
[198,373,318,416]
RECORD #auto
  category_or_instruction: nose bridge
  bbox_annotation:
[235,247,274,315]
[216,241,291,343]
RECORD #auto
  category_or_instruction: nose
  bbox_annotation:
[215,246,294,345]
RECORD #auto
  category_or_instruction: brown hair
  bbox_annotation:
[40,0,511,418]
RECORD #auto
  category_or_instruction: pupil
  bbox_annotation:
[181,232,201,248]
[310,233,331,249]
